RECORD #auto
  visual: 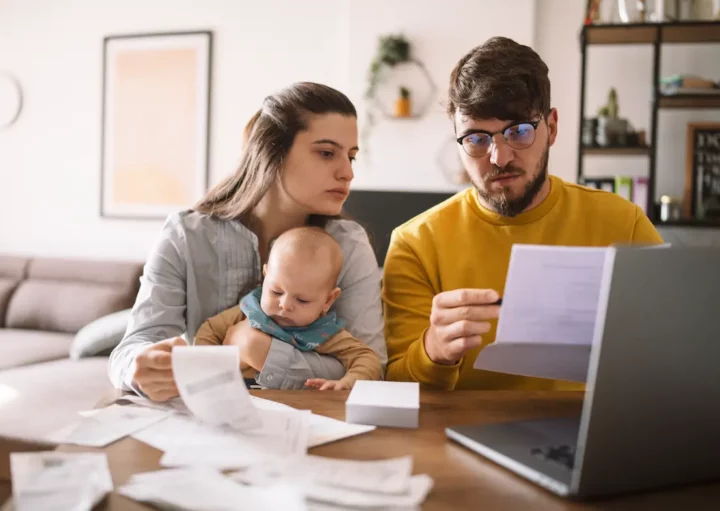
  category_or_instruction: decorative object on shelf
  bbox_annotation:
[100,31,212,220]
[362,33,437,150]
[582,177,616,192]
[394,86,412,118]
[0,71,23,131]
[596,88,630,146]
[684,122,720,219]
[660,73,720,96]
[633,177,650,213]
[618,0,648,22]
[659,195,683,221]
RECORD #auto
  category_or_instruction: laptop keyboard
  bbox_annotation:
[531,444,576,470]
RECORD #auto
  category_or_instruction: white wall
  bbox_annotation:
[0,0,535,261]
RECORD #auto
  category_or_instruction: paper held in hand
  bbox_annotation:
[474,244,610,383]
[172,345,262,431]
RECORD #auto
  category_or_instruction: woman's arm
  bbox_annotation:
[107,215,188,392]
[253,220,386,389]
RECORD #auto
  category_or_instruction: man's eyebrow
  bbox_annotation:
[312,139,359,151]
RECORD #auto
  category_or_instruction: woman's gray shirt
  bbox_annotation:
[108,211,387,391]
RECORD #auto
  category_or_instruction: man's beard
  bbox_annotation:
[475,144,550,218]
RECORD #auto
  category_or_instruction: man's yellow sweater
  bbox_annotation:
[383,175,663,391]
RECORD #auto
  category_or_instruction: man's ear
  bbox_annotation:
[324,287,342,313]
[262,264,268,277]
[546,108,559,147]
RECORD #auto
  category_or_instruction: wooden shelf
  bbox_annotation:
[582,145,651,155]
[584,21,720,45]
[654,218,720,228]
[658,94,720,109]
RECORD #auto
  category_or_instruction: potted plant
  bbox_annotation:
[394,86,412,117]
[365,34,411,100]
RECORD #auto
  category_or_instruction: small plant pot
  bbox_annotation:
[394,97,412,117]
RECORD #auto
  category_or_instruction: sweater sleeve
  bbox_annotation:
[315,330,383,387]
[194,306,243,346]
[382,231,462,390]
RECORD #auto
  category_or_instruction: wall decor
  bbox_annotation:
[100,31,212,219]
[684,122,720,220]
[0,72,23,130]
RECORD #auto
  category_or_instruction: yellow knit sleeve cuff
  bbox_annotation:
[406,328,461,391]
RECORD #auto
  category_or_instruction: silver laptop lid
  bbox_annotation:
[572,246,720,497]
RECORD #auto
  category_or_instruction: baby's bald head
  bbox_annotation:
[267,226,343,289]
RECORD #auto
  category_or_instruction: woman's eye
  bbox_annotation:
[320,151,334,159]
[349,155,357,163]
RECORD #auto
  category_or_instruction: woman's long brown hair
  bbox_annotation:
[193,82,357,227]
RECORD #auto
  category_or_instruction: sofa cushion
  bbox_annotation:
[70,308,131,359]
[0,329,74,370]
[0,279,20,329]
[0,358,112,443]
[4,257,142,334]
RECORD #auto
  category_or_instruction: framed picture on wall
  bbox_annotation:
[100,31,212,219]
[684,122,720,220]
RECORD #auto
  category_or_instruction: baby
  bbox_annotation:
[194,226,382,390]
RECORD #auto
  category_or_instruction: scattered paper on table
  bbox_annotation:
[119,468,306,511]
[241,455,413,494]
[114,394,190,415]
[51,403,168,447]
[307,412,376,448]
[10,452,112,511]
[173,345,262,431]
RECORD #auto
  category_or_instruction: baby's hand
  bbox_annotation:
[305,378,350,391]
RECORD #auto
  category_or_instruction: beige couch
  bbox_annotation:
[0,255,142,441]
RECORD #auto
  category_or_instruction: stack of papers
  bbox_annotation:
[232,455,434,509]
[10,452,112,511]
[118,468,306,511]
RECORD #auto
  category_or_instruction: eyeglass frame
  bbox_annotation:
[455,118,543,158]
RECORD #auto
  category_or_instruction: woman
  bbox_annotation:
[108,82,386,401]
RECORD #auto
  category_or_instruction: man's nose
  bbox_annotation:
[489,135,514,169]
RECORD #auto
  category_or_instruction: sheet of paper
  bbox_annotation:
[113,394,191,415]
[119,468,306,511]
[307,412,376,448]
[173,345,262,430]
[132,414,251,452]
[51,404,168,447]
[240,455,413,495]
[11,452,112,511]
[494,245,609,346]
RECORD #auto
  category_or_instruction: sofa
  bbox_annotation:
[0,255,142,442]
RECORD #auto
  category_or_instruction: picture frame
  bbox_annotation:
[100,31,212,219]
[684,122,720,219]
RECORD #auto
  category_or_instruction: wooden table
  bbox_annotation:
[6,390,720,510]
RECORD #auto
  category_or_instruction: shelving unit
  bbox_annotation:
[577,20,720,227]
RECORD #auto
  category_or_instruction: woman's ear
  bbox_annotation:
[324,287,342,313]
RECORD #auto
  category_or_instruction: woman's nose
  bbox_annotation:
[337,159,354,182]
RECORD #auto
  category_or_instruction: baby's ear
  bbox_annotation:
[324,287,342,312]
[262,264,268,277]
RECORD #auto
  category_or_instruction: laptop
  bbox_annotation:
[446,246,720,499]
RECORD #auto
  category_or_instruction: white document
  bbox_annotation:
[158,409,310,469]
[496,245,608,345]
[241,455,413,495]
[132,414,252,452]
[173,345,262,430]
[11,452,112,511]
[119,468,306,511]
[306,413,376,448]
[114,394,191,415]
[51,404,168,447]
[473,244,609,382]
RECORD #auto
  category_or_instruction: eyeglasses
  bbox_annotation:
[456,119,541,158]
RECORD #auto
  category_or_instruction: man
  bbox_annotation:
[382,37,662,391]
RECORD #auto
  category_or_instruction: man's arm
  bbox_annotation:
[314,331,383,387]
[382,232,462,390]
[194,306,243,346]
[632,206,664,244]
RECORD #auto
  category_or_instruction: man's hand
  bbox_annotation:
[224,319,272,371]
[132,337,187,402]
[424,288,501,365]
[305,378,351,391]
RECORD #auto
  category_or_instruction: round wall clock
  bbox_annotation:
[0,72,23,130]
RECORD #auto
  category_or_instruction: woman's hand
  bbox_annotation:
[305,378,351,391]
[132,337,187,402]
[224,319,272,371]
